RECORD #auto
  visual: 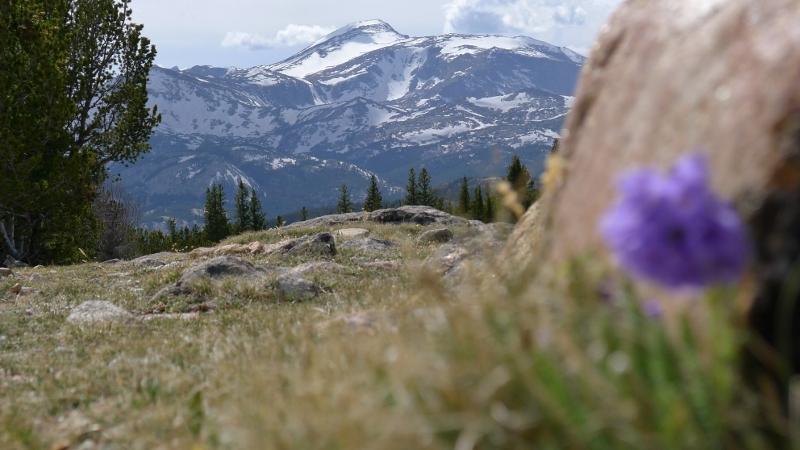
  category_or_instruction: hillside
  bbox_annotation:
[114,20,583,226]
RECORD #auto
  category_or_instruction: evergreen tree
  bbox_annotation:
[166,218,178,244]
[484,193,495,223]
[300,207,309,221]
[337,184,353,213]
[458,177,471,214]
[364,175,383,212]
[418,168,433,206]
[472,185,485,221]
[249,188,267,231]
[506,155,535,209]
[234,178,251,232]
[404,168,418,205]
[0,0,160,264]
[204,183,229,242]
[275,216,285,227]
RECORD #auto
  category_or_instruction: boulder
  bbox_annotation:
[279,233,337,258]
[275,274,322,300]
[67,301,133,325]
[501,0,800,386]
[338,238,396,255]
[417,228,454,245]
[506,0,800,270]
[130,252,177,268]
[286,206,469,229]
[179,256,262,285]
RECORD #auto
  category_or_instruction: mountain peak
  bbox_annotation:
[310,19,405,48]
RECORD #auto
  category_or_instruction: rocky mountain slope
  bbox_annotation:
[115,20,583,226]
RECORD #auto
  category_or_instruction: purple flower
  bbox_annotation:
[600,154,749,289]
[643,300,663,319]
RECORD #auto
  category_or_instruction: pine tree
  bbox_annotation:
[484,193,495,223]
[418,168,433,206]
[458,177,471,214]
[404,168,418,205]
[275,216,285,227]
[166,218,178,244]
[234,178,252,232]
[506,155,534,208]
[364,175,383,212]
[204,183,229,242]
[249,189,266,231]
[337,184,353,213]
[301,207,309,221]
[472,185,485,221]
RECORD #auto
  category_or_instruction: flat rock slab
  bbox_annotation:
[338,238,396,255]
[417,228,454,245]
[180,256,262,285]
[336,228,370,238]
[286,206,469,229]
[67,301,133,325]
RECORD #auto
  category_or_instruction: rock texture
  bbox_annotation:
[339,238,396,256]
[286,206,469,229]
[67,301,133,325]
[417,228,454,245]
[179,256,262,285]
[506,0,800,270]
[336,228,370,239]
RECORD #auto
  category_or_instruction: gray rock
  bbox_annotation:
[0,268,12,278]
[179,256,262,285]
[276,274,322,300]
[286,206,469,229]
[369,206,467,226]
[339,238,396,255]
[279,233,337,258]
[130,252,174,268]
[67,301,133,325]
[3,256,27,268]
[417,228,454,245]
[425,244,473,279]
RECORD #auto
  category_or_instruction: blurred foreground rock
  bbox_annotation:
[503,0,800,391]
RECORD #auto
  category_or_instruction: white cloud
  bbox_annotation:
[222,24,336,50]
[443,0,621,53]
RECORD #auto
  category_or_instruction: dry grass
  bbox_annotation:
[0,223,790,449]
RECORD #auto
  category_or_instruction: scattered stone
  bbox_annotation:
[280,233,337,258]
[275,274,322,300]
[336,228,370,238]
[179,256,262,285]
[424,244,473,280]
[339,238,396,255]
[417,228,454,245]
[66,301,133,325]
[3,256,27,268]
[0,268,12,278]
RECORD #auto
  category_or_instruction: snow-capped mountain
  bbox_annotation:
[115,20,584,225]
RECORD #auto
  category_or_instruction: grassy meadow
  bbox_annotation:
[0,221,793,449]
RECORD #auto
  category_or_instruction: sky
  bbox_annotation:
[130,0,622,69]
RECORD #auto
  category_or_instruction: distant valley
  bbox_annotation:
[114,20,584,225]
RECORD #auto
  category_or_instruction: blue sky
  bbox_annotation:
[130,0,622,69]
